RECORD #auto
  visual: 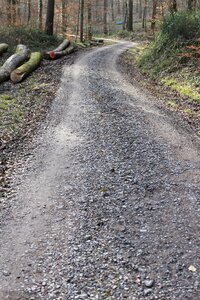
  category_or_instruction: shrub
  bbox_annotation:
[117,30,134,39]
[138,11,200,77]
[160,11,200,42]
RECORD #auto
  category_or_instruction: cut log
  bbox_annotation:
[0,43,8,55]
[43,39,70,59]
[53,39,70,52]
[89,39,104,46]
[92,39,104,44]
[44,43,78,60]
[0,45,30,83]
[10,52,42,83]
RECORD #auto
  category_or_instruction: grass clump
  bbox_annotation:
[0,26,61,55]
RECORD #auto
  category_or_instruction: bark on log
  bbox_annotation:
[53,39,70,52]
[10,52,42,83]
[92,39,104,44]
[89,40,104,46]
[43,39,70,59]
[44,43,78,60]
[0,45,30,83]
[0,43,9,55]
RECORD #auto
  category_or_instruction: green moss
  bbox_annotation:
[161,77,200,102]
[166,100,178,109]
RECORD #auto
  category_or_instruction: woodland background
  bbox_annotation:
[1,0,200,38]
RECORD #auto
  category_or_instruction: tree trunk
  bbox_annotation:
[188,0,195,10]
[128,0,133,31]
[0,44,9,55]
[45,0,55,35]
[80,0,84,42]
[87,0,92,40]
[103,0,108,35]
[10,52,42,83]
[62,0,67,32]
[38,0,43,30]
[7,0,12,25]
[123,0,128,30]
[111,0,114,21]
[169,0,177,13]
[139,0,142,19]
[0,45,30,83]
[151,0,157,32]
[142,0,147,31]
[27,0,31,24]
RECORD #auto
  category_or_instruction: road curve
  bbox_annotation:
[0,42,200,299]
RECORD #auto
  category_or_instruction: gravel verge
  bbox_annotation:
[118,49,200,136]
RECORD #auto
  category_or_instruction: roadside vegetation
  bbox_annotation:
[0,27,60,148]
[121,12,200,126]
[136,12,200,101]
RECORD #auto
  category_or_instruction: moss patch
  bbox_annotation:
[161,77,200,103]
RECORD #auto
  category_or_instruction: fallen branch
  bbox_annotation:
[0,43,8,55]
[0,44,30,83]
[10,52,42,83]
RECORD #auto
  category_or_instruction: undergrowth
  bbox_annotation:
[0,26,61,57]
[137,11,200,102]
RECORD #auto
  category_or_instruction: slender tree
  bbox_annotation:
[45,0,55,35]
[127,0,133,31]
[38,0,43,30]
[188,0,195,10]
[142,0,147,31]
[103,0,108,34]
[151,0,157,32]
[80,0,84,41]
[87,0,92,40]
[27,0,31,24]
[7,0,12,24]
[62,0,67,32]
[169,0,177,13]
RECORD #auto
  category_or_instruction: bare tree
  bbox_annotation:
[128,0,133,31]
[87,0,92,40]
[103,0,108,35]
[45,0,55,35]
[38,0,43,30]
[27,0,31,24]
[80,0,84,41]
[151,0,157,32]
[169,0,177,13]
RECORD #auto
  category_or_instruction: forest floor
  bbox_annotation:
[0,48,89,199]
[0,41,199,299]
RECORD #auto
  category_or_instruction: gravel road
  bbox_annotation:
[0,42,200,300]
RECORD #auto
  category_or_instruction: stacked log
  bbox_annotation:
[11,52,42,83]
[44,39,74,60]
[90,39,104,46]
[0,45,30,83]
[0,43,8,55]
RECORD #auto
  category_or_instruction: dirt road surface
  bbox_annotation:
[0,42,200,299]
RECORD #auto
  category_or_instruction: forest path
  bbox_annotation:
[0,42,200,299]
